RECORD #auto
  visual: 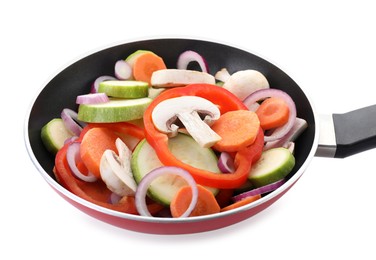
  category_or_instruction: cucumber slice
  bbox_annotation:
[131,134,220,206]
[98,80,149,99]
[148,87,166,99]
[125,50,151,67]
[248,147,295,187]
[41,118,74,154]
[77,97,152,123]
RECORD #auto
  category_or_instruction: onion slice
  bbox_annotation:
[135,166,198,217]
[114,60,132,80]
[177,50,209,73]
[217,152,235,173]
[263,117,308,151]
[286,142,295,154]
[76,93,109,104]
[61,108,85,136]
[232,178,286,202]
[91,75,116,93]
[64,136,78,145]
[109,192,122,204]
[247,102,260,112]
[66,142,97,182]
[243,88,297,142]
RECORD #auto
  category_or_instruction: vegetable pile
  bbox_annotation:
[41,49,308,218]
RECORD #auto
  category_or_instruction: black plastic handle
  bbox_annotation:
[333,104,376,158]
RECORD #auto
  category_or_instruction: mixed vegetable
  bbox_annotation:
[41,49,308,218]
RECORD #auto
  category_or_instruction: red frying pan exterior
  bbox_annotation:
[49,175,302,234]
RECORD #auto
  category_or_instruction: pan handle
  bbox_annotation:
[316,104,376,158]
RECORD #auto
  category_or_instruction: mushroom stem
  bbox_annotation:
[151,96,222,147]
[100,138,137,196]
[177,111,221,148]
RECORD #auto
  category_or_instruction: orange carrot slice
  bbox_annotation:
[170,185,220,217]
[80,127,118,178]
[220,194,261,212]
[256,97,289,130]
[211,110,260,152]
[133,52,166,85]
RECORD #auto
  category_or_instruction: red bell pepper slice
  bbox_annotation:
[54,143,139,214]
[143,84,264,189]
[54,122,163,215]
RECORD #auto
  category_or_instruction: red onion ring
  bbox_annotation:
[61,108,84,136]
[76,93,110,104]
[109,192,122,204]
[91,75,116,93]
[232,178,286,202]
[247,102,260,112]
[263,117,307,151]
[243,88,297,142]
[217,152,235,173]
[66,142,97,182]
[286,142,295,154]
[135,166,198,218]
[114,60,132,80]
[64,136,78,145]
[177,50,209,73]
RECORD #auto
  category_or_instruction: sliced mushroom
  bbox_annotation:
[151,69,216,88]
[222,69,269,101]
[100,138,137,196]
[151,96,222,148]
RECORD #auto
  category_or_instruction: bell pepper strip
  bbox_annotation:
[143,83,264,189]
[54,142,138,214]
[54,137,163,215]
[234,128,264,166]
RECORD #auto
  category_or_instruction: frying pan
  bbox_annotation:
[24,38,376,234]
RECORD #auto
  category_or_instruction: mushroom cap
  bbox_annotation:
[223,69,269,101]
[151,96,220,135]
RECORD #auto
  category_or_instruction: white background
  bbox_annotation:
[2,0,376,259]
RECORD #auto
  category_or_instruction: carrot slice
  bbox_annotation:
[85,122,145,150]
[87,122,145,140]
[133,52,166,85]
[211,110,260,152]
[54,143,163,215]
[220,194,261,212]
[80,127,118,178]
[256,97,289,130]
[170,185,220,217]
